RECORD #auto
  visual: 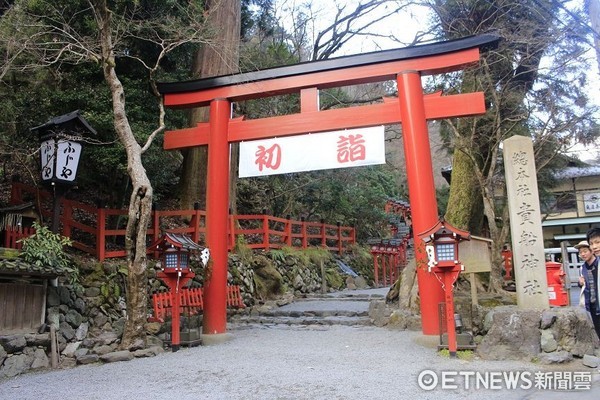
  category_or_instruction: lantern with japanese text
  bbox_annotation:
[32,110,96,233]
[418,218,470,357]
[32,110,96,187]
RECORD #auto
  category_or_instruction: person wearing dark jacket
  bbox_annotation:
[577,234,600,340]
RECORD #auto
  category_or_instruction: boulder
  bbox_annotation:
[76,354,99,365]
[62,342,82,357]
[99,350,134,363]
[0,354,30,378]
[58,286,72,306]
[582,354,600,368]
[368,300,391,327]
[92,344,114,355]
[478,306,542,360]
[30,348,49,369]
[354,276,368,289]
[133,346,164,358]
[65,309,84,328]
[73,298,86,314]
[75,322,89,341]
[0,344,7,365]
[59,321,76,341]
[549,307,598,357]
[538,350,573,365]
[540,330,557,353]
[0,335,27,353]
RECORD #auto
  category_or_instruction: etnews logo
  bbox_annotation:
[417,369,593,391]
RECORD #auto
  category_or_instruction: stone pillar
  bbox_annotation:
[503,136,549,309]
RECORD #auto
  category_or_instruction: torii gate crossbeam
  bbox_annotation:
[158,34,499,342]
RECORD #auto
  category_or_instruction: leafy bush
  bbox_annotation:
[19,221,73,273]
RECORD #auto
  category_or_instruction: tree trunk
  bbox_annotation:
[179,0,241,211]
[444,147,481,231]
[97,1,152,350]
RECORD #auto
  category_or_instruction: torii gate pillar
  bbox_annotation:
[397,72,443,334]
[201,98,231,342]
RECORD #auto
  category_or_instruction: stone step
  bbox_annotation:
[230,314,373,327]
[253,309,369,318]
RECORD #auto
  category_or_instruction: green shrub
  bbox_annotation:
[19,221,73,272]
[19,221,78,287]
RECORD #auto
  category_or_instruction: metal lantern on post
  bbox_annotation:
[152,233,210,352]
[32,110,96,233]
[418,218,470,358]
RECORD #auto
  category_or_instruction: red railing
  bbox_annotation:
[4,226,36,250]
[9,182,356,261]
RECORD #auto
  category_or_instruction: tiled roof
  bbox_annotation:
[554,165,600,179]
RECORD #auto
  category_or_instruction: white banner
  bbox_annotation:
[239,126,385,178]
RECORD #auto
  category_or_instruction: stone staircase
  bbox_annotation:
[229,288,389,328]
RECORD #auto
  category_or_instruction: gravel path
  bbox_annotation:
[2,323,599,400]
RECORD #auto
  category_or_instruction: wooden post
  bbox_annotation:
[50,325,59,368]
[301,217,307,249]
[469,273,478,306]
[320,260,327,294]
[96,206,106,262]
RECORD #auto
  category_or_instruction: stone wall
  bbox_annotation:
[0,249,363,378]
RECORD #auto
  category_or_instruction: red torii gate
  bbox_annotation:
[158,34,499,340]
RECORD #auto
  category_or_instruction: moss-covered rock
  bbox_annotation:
[252,254,284,299]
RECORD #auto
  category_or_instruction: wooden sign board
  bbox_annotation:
[459,235,493,274]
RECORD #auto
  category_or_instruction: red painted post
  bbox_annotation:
[397,71,444,335]
[320,218,327,248]
[301,217,308,249]
[443,269,461,357]
[337,222,343,254]
[373,253,380,287]
[96,207,106,262]
[202,98,231,337]
[262,214,270,250]
[382,254,388,286]
[152,209,160,245]
[285,215,292,247]
[191,202,200,243]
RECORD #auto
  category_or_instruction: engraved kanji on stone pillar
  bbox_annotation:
[503,136,549,309]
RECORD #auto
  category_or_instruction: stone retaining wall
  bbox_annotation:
[0,249,361,378]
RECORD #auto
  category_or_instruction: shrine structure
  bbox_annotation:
[157,34,499,340]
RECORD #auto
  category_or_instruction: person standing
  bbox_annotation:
[576,237,600,341]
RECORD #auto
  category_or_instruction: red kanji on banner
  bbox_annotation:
[255,143,282,171]
[337,134,366,163]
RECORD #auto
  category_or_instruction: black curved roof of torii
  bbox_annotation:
[157,34,500,95]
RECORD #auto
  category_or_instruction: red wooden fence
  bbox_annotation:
[8,182,355,261]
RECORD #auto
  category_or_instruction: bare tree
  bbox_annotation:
[424,0,599,292]
[0,0,212,348]
[274,0,414,61]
